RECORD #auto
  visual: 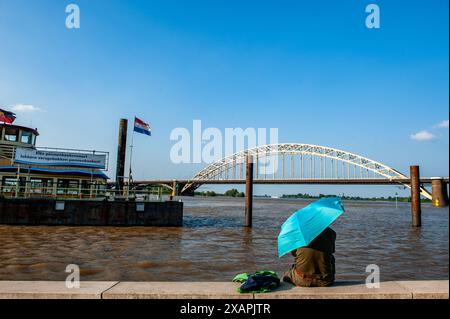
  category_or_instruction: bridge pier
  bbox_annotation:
[171,181,178,198]
[410,166,422,227]
[431,178,449,207]
[245,155,254,227]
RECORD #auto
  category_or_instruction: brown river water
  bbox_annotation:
[0,197,448,282]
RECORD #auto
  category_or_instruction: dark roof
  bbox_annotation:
[0,123,39,136]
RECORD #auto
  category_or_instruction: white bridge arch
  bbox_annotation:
[181,143,432,199]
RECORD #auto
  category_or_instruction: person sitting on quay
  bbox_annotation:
[282,227,336,287]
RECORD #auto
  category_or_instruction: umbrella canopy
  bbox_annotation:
[278,197,344,257]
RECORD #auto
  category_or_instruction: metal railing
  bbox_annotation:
[0,184,165,202]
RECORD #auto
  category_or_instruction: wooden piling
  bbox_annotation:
[115,119,128,194]
[245,155,254,227]
[410,165,422,227]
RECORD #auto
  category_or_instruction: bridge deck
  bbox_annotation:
[130,178,449,185]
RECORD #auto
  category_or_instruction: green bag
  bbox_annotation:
[232,270,280,293]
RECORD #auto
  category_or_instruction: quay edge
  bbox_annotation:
[0,280,447,299]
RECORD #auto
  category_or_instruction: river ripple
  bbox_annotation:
[0,197,448,281]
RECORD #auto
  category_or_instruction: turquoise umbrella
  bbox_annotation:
[278,197,345,257]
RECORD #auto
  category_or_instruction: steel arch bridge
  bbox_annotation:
[180,143,432,199]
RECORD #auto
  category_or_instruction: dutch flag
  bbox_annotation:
[133,117,151,136]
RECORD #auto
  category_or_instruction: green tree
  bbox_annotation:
[224,188,240,197]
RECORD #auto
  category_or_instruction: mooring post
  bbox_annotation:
[116,118,128,195]
[431,178,449,207]
[245,155,254,227]
[410,165,422,227]
[171,180,177,198]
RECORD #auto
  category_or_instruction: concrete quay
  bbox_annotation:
[0,280,447,299]
[0,199,183,226]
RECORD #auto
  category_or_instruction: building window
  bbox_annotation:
[57,179,79,196]
[67,180,79,195]
[21,131,32,144]
[30,178,53,195]
[57,179,68,195]
[4,127,19,142]
[81,180,90,195]
[1,177,17,193]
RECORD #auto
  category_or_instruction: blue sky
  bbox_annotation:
[0,0,448,196]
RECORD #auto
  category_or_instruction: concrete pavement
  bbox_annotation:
[0,280,447,299]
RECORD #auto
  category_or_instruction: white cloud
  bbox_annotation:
[410,130,436,141]
[434,120,449,129]
[10,104,42,113]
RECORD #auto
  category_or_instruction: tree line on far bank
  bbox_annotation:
[281,193,431,203]
[194,188,244,197]
[193,190,431,203]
